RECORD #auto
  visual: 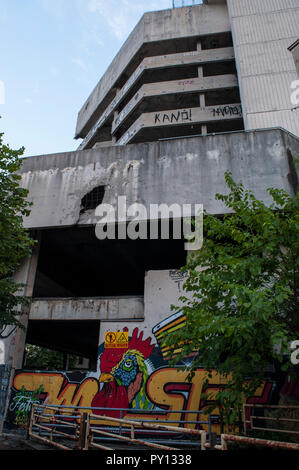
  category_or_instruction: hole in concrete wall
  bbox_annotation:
[24,320,100,370]
[80,186,105,213]
[33,224,186,298]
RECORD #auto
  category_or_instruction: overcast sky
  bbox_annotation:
[0,1,204,157]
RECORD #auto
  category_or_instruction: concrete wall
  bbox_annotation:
[20,129,299,229]
[98,270,187,344]
[227,0,299,137]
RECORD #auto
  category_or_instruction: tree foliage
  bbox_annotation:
[165,172,299,424]
[24,345,79,370]
[0,131,34,337]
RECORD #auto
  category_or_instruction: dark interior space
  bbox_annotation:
[33,224,186,298]
[130,116,244,143]
[207,118,244,133]
[80,32,234,139]
[24,320,100,370]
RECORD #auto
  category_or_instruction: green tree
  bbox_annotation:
[165,172,299,427]
[0,131,34,338]
[24,345,79,370]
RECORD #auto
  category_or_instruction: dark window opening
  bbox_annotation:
[23,320,100,371]
[80,186,105,213]
[33,223,186,298]
[207,119,244,134]
[128,116,244,144]
[200,32,233,50]
[203,60,236,77]
[205,87,241,107]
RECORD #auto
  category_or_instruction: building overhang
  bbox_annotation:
[20,129,299,230]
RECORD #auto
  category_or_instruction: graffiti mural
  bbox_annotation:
[5,312,299,431]
[8,385,44,428]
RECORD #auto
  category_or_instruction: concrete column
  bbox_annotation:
[11,234,40,370]
[0,232,40,433]
[112,88,120,143]
[197,40,207,135]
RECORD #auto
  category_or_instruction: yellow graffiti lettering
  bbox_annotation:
[13,372,99,421]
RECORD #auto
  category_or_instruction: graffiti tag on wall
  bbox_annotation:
[6,312,296,431]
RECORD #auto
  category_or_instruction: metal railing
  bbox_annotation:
[87,413,207,451]
[243,404,299,437]
[214,434,299,451]
[206,404,299,451]
[28,404,211,450]
[28,402,299,450]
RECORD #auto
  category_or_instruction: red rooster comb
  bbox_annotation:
[128,327,155,359]
[99,327,155,374]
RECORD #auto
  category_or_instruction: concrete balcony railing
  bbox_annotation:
[112,74,239,135]
[78,47,235,150]
[117,103,242,145]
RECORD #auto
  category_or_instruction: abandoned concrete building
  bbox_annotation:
[1,0,299,433]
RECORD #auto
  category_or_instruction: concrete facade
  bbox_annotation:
[76,0,299,151]
[227,0,299,137]
[2,1,299,433]
[19,128,299,230]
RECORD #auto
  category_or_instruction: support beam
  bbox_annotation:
[29,297,144,321]
[197,40,207,135]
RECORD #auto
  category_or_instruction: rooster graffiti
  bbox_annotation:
[91,327,157,415]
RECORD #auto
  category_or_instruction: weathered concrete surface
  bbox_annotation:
[112,74,238,133]
[227,0,299,137]
[75,3,230,138]
[29,296,144,321]
[20,129,299,230]
[98,270,185,343]
[78,47,235,150]
[117,104,242,145]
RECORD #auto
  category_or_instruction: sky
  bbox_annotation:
[0,1,204,158]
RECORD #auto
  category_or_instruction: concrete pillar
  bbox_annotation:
[112,89,120,143]
[197,40,207,135]
[11,233,41,370]
[0,232,40,433]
